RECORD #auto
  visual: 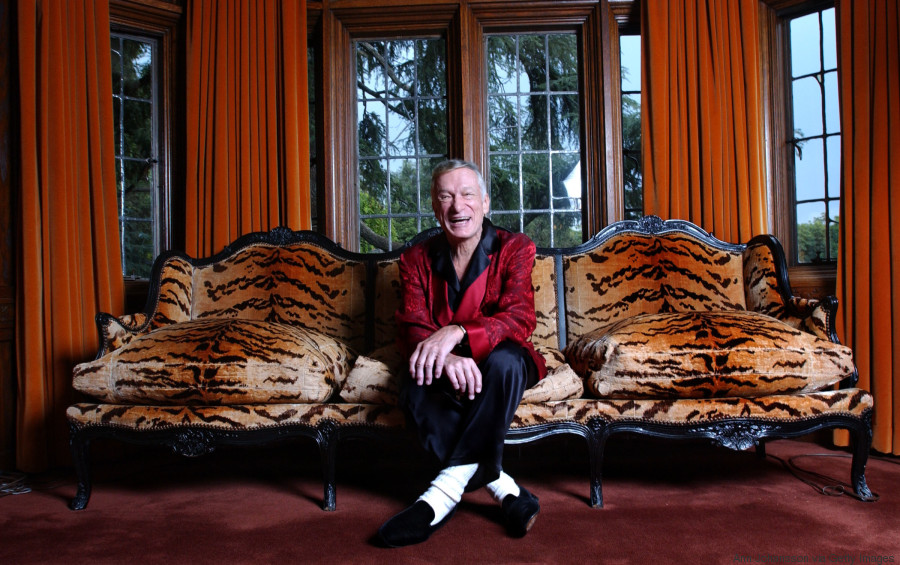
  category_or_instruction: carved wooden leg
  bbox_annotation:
[851,416,876,501]
[317,422,339,511]
[586,419,609,508]
[68,424,92,511]
[755,440,767,459]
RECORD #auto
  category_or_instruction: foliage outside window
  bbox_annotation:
[620,33,642,220]
[486,33,582,248]
[789,7,839,264]
[356,38,447,252]
[112,33,159,279]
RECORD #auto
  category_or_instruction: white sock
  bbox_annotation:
[418,463,478,526]
[486,471,520,503]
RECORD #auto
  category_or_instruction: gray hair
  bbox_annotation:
[430,159,487,197]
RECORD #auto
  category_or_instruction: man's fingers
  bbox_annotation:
[464,369,477,399]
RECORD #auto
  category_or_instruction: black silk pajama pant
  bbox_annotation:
[401,341,539,489]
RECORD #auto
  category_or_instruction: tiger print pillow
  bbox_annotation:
[73,319,355,405]
[565,311,854,399]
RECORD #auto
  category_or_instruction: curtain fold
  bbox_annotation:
[16,0,123,471]
[640,0,768,242]
[185,0,310,257]
[836,0,900,455]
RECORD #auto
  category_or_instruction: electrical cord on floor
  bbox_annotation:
[766,452,892,502]
[0,471,32,497]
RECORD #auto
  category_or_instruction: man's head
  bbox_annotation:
[430,160,491,247]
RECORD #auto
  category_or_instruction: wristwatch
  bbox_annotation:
[456,324,468,344]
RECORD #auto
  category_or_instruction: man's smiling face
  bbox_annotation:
[432,167,491,247]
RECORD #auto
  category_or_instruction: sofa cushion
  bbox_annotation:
[339,344,581,405]
[339,346,404,405]
[565,311,854,399]
[73,319,354,405]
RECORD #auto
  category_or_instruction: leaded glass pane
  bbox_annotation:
[522,153,547,210]
[790,14,820,77]
[489,95,518,151]
[390,159,418,214]
[491,154,522,212]
[552,153,580,210]
[796,201,827,263]
[795,138,824,202]
[827,135,841,199]
[792,77,823,138]
[554,211,582,248]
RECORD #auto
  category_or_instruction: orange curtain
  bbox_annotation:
[640,0,768,242]
[185,0,310,257]
[835,0,900,455]
[16,0,123,471]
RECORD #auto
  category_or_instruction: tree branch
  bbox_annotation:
[359,41,414,95]
[359,222,403,252]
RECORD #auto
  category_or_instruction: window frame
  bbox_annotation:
[110,0,182,306]
[761,0,837,298]
[314,0,621,251]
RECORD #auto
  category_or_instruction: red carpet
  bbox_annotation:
[1,437,898,564]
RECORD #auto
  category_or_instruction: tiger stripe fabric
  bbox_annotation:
[67,388,872,432]
[565,311,854,399]
[74,319,355,405]
[563,233,746,345]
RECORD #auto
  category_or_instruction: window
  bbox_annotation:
[111,33,159,278]
[110,0,180,282]
[620,33,642,220]
[787,7,839,264]
[318,3,615,252]
[356,38,447,251]
[355,30,587,251]
[487,33,582,247]
[309,42,318,232]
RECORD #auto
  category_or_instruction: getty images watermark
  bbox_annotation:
[733,555,895,563]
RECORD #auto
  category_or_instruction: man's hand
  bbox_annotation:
[408,325,482,399]
[442,353,482,399]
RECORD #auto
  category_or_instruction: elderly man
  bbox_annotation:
[377,159,547,548]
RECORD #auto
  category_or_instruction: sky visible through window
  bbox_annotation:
[791,8,838,224]
[790,7,839,263]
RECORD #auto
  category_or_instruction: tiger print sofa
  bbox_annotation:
[66,215,875,512]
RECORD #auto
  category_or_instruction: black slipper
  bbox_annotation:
[377,500,457,548]
[501,487,540,538]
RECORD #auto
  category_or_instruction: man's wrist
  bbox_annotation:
[456,324,468,344]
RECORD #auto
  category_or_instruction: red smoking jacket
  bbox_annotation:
[396,223,547,381]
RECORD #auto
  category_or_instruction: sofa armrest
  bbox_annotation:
[94,312,150,358]
[743,235,840,342]
[93,253,195,358]
[786,294,836,341]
